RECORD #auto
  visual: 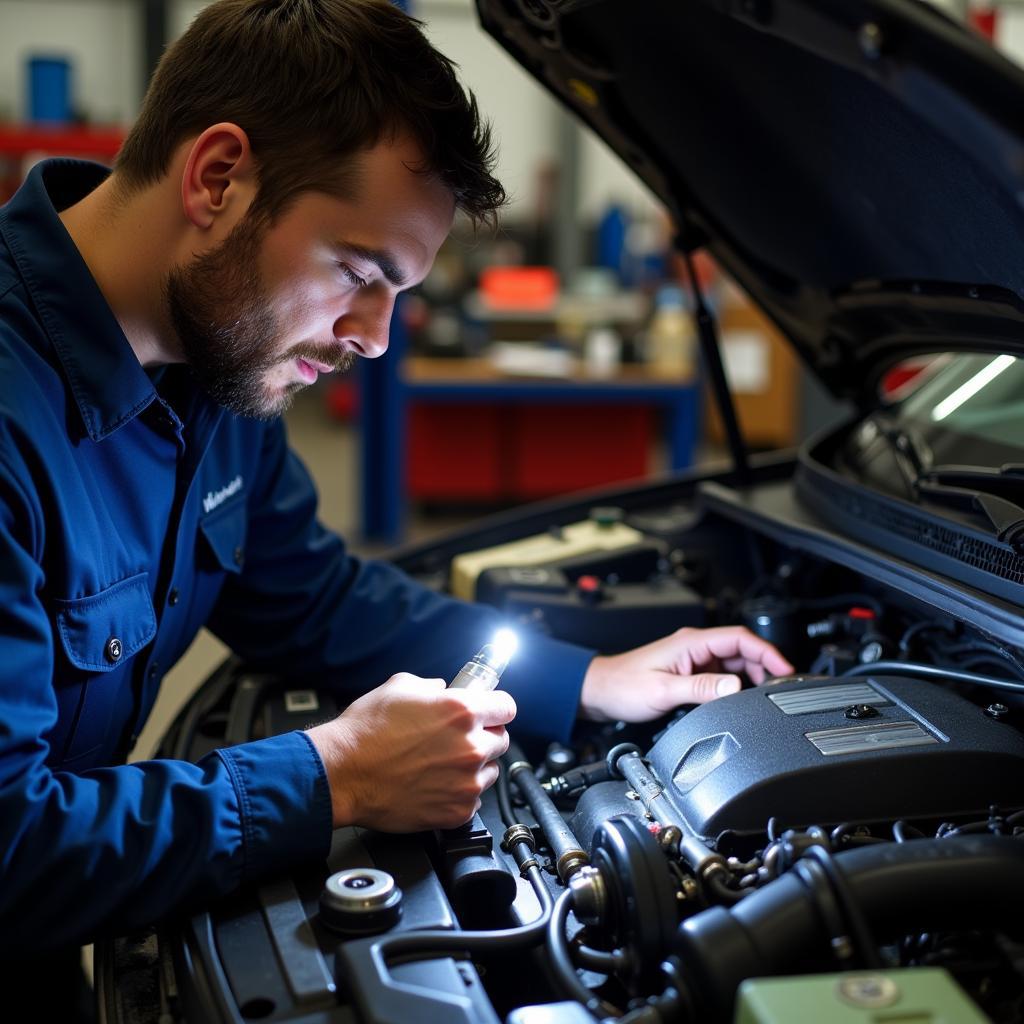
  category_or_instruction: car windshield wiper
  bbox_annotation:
[914,464,1024,555]
[860,421,1024,553]
[917,463,1024,495]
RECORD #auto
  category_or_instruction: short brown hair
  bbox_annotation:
[115,0,505,225]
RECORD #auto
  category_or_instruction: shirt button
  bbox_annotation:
[233,546,244,567]
[168,587,180,606]
[105,637,123,663]
[148,662,160,681]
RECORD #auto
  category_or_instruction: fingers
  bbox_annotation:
[456,688,518,728]
[685,626,794,681]
[475,725,510,764]
[477,760,500,793]
[667,671,743,705]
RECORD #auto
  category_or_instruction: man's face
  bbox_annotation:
[166,138,455,419]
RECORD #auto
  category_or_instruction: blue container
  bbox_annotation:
[27,56,72,124]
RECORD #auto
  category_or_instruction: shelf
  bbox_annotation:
[463,289,649,324]
[0,124,126,159]
[402,355,694,391]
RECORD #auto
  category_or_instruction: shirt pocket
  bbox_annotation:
[53,572,157,764]
[198,498,248,575]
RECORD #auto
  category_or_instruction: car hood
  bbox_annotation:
[474,0,1024,406]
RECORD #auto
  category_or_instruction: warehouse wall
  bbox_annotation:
[0,0,659,222]
[0,0,141,124]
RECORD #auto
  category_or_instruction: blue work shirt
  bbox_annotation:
[0,160,593,954]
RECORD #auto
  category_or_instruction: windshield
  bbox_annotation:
[898,354,1024,459]
[842,354,1024,499]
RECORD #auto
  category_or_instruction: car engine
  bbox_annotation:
[99,477,1024,1024]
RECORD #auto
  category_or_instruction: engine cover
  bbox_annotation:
[644,675,1024,839]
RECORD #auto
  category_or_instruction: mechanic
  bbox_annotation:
[0,0,793,1012]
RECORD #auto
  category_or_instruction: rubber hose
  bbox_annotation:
[676,836,1024,1022]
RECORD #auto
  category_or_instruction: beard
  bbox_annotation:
[165,212,354,420]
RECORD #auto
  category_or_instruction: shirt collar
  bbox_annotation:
[0,159,158,441]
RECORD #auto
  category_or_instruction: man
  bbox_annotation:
[0,0,792,995]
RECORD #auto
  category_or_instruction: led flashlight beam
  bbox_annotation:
[448,629,519,691]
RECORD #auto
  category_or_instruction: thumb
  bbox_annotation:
[686,673,742,703]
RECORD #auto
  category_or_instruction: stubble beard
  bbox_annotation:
[165,213,354,420]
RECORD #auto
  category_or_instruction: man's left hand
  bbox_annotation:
[578,625,795,723]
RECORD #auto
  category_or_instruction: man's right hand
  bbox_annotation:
[305,673,516,831]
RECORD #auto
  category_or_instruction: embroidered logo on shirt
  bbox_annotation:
[202,475,243,514]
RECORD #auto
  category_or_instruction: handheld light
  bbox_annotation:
[448,629,519,691]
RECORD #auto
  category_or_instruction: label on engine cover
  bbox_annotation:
[805,720,939,756]
[769,682,889,715]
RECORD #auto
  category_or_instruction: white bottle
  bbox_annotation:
[583,326,622,378]
[646,285,696,381]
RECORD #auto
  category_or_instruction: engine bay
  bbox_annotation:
[100,460,1024,1024]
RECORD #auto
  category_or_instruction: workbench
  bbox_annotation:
[359,318,699,544]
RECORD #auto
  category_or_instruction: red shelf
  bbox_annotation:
[0,124,126,159]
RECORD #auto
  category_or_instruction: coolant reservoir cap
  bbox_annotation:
[320,867,403,935]
[590,506,624,528]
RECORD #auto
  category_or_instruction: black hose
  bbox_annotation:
[496,762,517,830]
[802,845,881,969]
[846,660,1024,695]
[368,858,553,963]
[704,870,748,905]
[503,743,588,882]
[571,940,628,974]
[898,619,956,654]
[676,836,1024,1022]
[941,641,1024,679]
[547,889,620,1018]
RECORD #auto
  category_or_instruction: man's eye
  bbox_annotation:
[337,263,367,288]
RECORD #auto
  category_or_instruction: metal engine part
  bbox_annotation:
[644,674,1024,838]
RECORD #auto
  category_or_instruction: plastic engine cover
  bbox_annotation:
[645,675,1024,839]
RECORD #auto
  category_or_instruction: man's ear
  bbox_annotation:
[180,123,257,231]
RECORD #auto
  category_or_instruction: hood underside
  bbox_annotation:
[475,0,1024,405]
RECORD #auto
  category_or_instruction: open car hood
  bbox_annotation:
[475,0,1024,406]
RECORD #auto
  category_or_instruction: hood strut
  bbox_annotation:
[681,247,751,485]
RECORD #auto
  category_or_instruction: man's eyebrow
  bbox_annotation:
[334,242,407,287]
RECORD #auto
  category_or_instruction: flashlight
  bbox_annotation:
[448,628,519,691]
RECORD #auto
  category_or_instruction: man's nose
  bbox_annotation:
[336,291,394,359]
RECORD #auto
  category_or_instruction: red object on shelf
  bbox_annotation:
[478,266,559,311]
[407,403,652,501]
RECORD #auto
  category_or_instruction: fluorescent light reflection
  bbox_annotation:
[931,354,1015,422]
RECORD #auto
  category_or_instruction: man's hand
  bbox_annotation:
[306,673,516,831]
[579,625,794,723]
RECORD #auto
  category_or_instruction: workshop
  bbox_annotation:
[2,0,1024,1021]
